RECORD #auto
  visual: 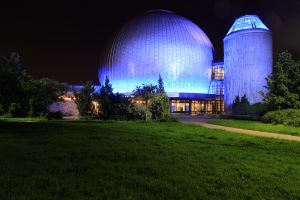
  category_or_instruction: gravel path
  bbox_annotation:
[184,121,300,142]
[176,115,300,142]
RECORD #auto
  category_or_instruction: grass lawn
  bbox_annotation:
[0,117,47,123]
[0,119,300,199]
[208,119,300,136]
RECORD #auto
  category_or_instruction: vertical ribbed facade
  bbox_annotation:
[224,15,272,108]
[99,10,214,94]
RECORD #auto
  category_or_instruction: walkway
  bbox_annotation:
[176,115,300,142]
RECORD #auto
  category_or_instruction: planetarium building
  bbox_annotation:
[98,10,272,114]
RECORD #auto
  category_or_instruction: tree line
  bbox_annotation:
[73,75,171,121]
[0,50,299,122]
[0,52,171,121]
[0,52,67,118]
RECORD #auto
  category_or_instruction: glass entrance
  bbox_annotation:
[171,100,190,113]
[170,98,224,114]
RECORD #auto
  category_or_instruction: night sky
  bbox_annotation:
[1,0,300,84]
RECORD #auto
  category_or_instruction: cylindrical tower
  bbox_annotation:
[223,15,272,109]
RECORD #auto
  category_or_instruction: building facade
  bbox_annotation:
[98,10,272,114]
[51,10,272,116]
[224,15,272,107]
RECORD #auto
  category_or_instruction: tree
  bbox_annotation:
[239,94,250,115]
[150,93,170,120]
[0,104,4,115]
[132,75,170,120]
[231,96,240,115]
[157,74,165,93]
[110,93,129,119]
[110,93,144,120]
[98,76,114,119]
[8,102,23,117]
[28,78,67,116]
[0,52,69,117]
[73,81,96,118]
[101,76,113,96]
[0,52,31,113]
[132,84,157,120]
[260,50,300,110]
[231,94,250,115]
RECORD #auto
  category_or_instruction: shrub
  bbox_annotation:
[220,114,260,121]
[150,93,170,120]
[249,103,269,116]
[159,116,179,122]
[46,111,63,120]
[9,102,24,117]
[109,93,133,121]
[0,113,13,118]
[130,104,151,121]
[262,109,300,127]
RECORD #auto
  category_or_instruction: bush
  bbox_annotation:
[220,114,260,121]
[159,116,179,122]
[9,102,24,117]
[46,111,63,120]
[132,104,151,121]
[0,113,13,118]
[150,93,170,120]
[249,103,269,116]
[262,109,300,127]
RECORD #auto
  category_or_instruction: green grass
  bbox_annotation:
[0,119,300,199]
[0,117,47,123]
[208,119,300,136]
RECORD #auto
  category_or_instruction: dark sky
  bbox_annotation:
[1,0,300,83]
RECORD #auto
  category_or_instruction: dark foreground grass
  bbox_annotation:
[0,120,300,199]
[208,119,300,136]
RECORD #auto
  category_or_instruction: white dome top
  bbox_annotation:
[227,15,269,35]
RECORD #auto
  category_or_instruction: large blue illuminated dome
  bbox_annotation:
[99,10,214,94]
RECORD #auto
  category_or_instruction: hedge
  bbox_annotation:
[262,109,300,127]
